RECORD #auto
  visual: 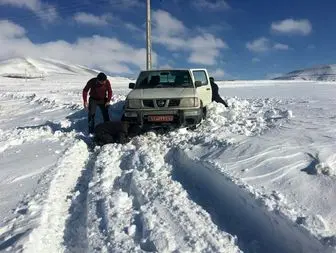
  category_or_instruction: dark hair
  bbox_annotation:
[210,77,214,82]
[97,72,107,81]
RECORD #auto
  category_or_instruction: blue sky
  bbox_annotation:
[0,0,335,80]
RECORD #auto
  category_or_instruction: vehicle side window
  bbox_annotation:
[193,71,208,86]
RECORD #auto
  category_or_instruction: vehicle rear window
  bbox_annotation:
[135,70,192,89]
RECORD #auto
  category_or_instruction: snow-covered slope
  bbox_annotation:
[274,64,336,81]
[0,57,99,78]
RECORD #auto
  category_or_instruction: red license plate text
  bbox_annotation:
[148,115,174,122]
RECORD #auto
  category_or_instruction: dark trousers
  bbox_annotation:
[213,95,229,108]
[88,97,110,133]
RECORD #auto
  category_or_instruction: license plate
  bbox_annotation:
[148,115,174,122]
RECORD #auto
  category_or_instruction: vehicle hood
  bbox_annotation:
[126,88,196,99]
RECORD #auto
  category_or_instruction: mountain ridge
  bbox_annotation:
[274,64,336,81]
[0,57,99,78]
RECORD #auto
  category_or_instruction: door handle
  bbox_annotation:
[206,88,210,90]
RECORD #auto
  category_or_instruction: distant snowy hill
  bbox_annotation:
[0,57,99,78]
[274,64,336,81]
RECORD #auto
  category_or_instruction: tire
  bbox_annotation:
[202,107,207,120]
[187,125,197,131]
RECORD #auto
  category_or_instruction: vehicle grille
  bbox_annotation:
[168,99,180,107]
[143,100,154,108]
[142,99,181,108]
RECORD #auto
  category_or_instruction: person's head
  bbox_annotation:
[209,77,214,83]
[97,72,107,84]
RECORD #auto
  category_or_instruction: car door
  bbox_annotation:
[191,69,212,106]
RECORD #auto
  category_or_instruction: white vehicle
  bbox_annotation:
[123,69,212,130]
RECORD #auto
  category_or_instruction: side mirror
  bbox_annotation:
[129,82,135,89]
[195,81,202,87]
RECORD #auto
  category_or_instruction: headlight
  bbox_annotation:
[126,99,142,108]
[180,97,199,107]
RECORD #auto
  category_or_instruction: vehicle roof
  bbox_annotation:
[140,68,207,72]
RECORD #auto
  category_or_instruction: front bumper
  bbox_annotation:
[123,108,203,128]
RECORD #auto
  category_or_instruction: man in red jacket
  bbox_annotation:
[82,72,112,134]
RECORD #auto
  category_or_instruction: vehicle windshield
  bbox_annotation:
[135,70,193,89]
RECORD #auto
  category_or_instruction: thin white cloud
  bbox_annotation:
[0,20,26,39]
[152,10,228,66]
[152,10,186,36]
[271,19,312,35]
[273,43,289,50]
[0,20,156,74]
[124,23,143,33]
[252,57,260,63]
[210,68,225,79]
[159,63,173,69]
[0,0,57,22]
[188,49,218,65]
[192,0,230,11]
[246,37,271,52]
[188,34,227,65]
[247,37,290,53]
[73,12,111,26]
[188,34,227,50]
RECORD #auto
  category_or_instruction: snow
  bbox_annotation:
[0,59,336,253]
[274,64,336,81]
[0,57,99,78]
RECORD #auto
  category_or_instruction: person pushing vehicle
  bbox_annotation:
[210,77,229,108]
[82,72,112,134]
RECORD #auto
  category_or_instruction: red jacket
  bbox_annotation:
[82,78,112,103]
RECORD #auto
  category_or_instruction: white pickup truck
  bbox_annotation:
[122,69,212,130]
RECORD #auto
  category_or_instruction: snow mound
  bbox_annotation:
[200,97,292,137]
[274,64,336,81]
[315,155,336,177]
[304,152,336,177]
[0,57,99,78]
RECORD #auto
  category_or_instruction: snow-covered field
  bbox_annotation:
[1,73,336,253]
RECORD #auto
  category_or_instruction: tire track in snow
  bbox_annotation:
[120,135,241,253]
[62,148,97,253]
[87,144,143,253]
[23,139,90,253]
[85,136,240,253]
[0,138,91,252]
[171,148,335,253]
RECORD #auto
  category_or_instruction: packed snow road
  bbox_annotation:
[1,75,336,253]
